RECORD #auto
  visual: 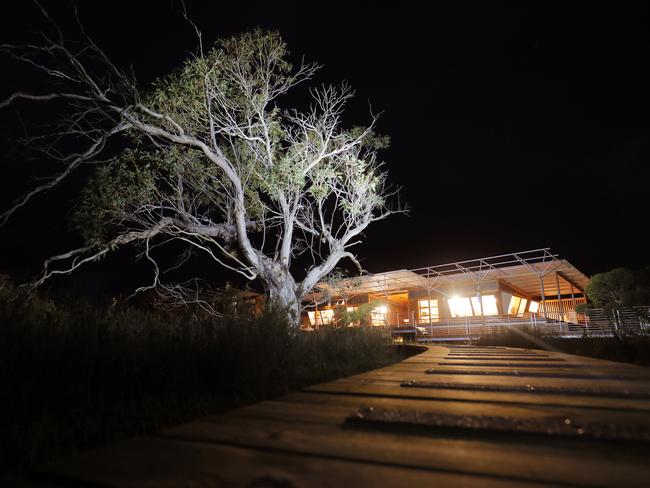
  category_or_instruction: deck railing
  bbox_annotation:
[386,306,650,340]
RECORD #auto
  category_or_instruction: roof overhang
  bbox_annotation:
[306,249,589,303]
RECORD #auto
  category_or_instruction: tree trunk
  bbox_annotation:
[268,283,301,329]
[259,263,302,329]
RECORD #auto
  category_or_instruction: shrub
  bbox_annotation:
[0,286,398,474]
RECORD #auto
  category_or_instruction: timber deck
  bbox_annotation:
[21,345,650,487]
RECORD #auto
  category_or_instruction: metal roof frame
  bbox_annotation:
[307,248,589,302]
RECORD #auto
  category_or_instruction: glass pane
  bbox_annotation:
[371,305,387,326]
[470,295,498,316]
[448,297,473,317]
[418,299,439,323]
[307,309,335,325]
[517,298,528,316]
[508,296,522,315]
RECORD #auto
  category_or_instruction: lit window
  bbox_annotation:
[529,301,539,313]
[518,298,528,316]
[371,305,387,326]
[418,299,439,323]
[307,309,335,325]
[448,297,473,317]
[470,295,499,316]
[508,296,522,315]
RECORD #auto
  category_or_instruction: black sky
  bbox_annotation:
[1,1,649,291]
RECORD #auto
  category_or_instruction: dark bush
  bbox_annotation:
[0,285,398,474]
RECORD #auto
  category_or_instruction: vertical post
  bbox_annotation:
[531,313,537,331]
[555,272,565,333]
[570,284,576,310]
[539,275,547,320]
[427,288,433,336]
[447,299,450,337]
[383,278,388,329]
[406,293,411,326]
[477,281,485,329]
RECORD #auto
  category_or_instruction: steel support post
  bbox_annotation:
[555,272,565,331]
[539,275,547,319]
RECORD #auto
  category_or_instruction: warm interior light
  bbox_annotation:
[470,295,498,316]
[374,305,388,314]
[507,296,529,316]
[307,309,335,325]
[529,301,539,313]
[508,296,522,315]
[518,298,528,315]
[370,304,388,326]
[418,299,439,323]
[448,296,473,317]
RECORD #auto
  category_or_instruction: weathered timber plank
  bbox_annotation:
[272,392,650,426]
[33,435,549,488]
[443,357,564,361]
[27,345,650,488]
[401,380,650,398]
[424,369,636,380]
[304,380,650,411]
[339,371,650,394]
[157,413,650,488]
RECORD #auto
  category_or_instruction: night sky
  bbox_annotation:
[1,1,649,293]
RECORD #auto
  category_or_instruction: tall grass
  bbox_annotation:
[0,285,399,475]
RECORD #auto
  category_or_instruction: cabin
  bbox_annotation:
[302,249,590,334]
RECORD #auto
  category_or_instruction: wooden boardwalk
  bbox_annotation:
[24,345,650,487]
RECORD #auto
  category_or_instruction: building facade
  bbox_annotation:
[302,249,589,332]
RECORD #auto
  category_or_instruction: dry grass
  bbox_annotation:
[0,285,399,475]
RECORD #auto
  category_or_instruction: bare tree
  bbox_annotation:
[1,9,405,326]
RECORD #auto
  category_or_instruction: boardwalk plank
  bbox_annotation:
[305,379,650,411]
[34,436,549,488]
[26,345,650,488]
[158,412,650,488]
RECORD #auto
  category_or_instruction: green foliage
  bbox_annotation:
[0,285,399,475]
[585,267,650,313]
[73,149,163,245]
[72,145,233,246]
[350,126,391,150]
[333,300,382,327]
[72,29,389,253]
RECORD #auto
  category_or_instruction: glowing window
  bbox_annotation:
[418,299,439,323]
[517,298,528,316]
[508,296,522,315]
[448,297,473,317]
[307,309,334,325]
[470,295,499,316]
[371,305,387,326]
[529,301,540,313]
